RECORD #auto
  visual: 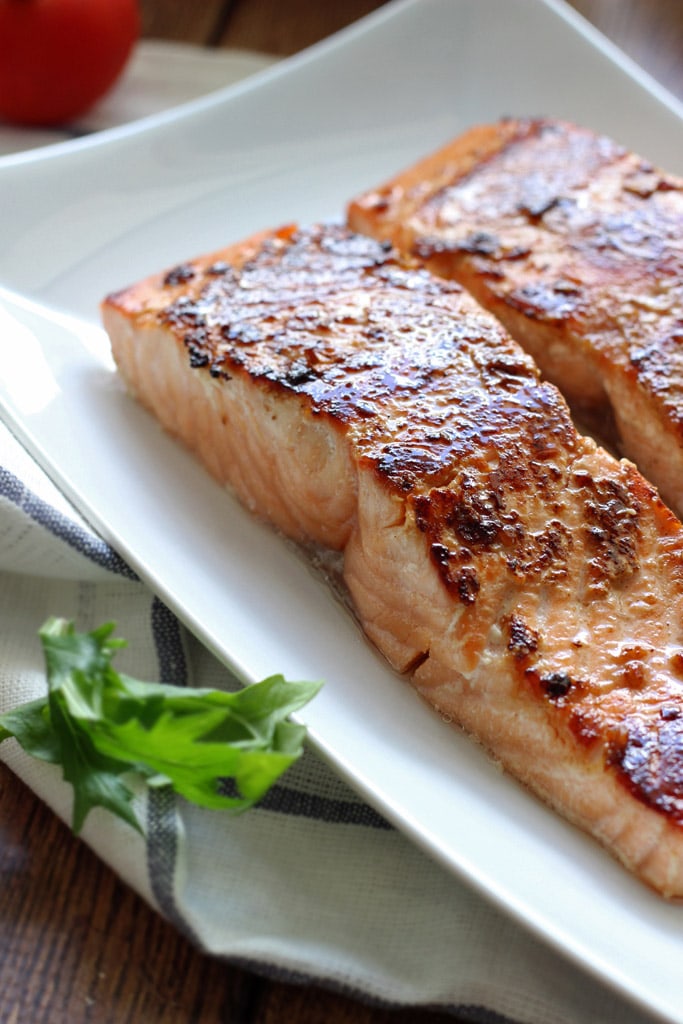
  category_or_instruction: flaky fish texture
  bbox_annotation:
[103,223,683,897]
[347,117,683,520]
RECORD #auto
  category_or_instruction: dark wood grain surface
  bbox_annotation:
[2,2,683,1022]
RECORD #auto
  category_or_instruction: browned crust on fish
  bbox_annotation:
[347,117,683,518]
[103,224,683,897]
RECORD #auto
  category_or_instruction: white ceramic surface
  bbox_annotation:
[1,1,682,1020]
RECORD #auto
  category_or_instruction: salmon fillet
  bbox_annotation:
[347,118,683,519]
[102,223,683,897]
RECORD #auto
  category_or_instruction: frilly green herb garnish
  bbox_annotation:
[0,617,321,834]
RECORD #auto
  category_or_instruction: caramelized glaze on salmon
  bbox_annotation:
[347,118,683,518]
[102,224,683,897]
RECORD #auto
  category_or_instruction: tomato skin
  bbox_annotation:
[0,0,141,126]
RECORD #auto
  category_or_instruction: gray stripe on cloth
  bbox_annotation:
[145,597,204,944]
[0,466,138,579]
[151,595,188,684]
[146,785,205,946]
[257,782,391,829]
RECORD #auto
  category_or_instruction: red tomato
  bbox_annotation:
[0,0,140,126]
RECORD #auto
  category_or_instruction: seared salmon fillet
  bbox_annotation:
[102,224,683,897]
[347,118,683,519]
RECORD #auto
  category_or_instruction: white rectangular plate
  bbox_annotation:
[1,1,682,1020]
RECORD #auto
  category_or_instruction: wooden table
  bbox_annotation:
[2,2,682,1022]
